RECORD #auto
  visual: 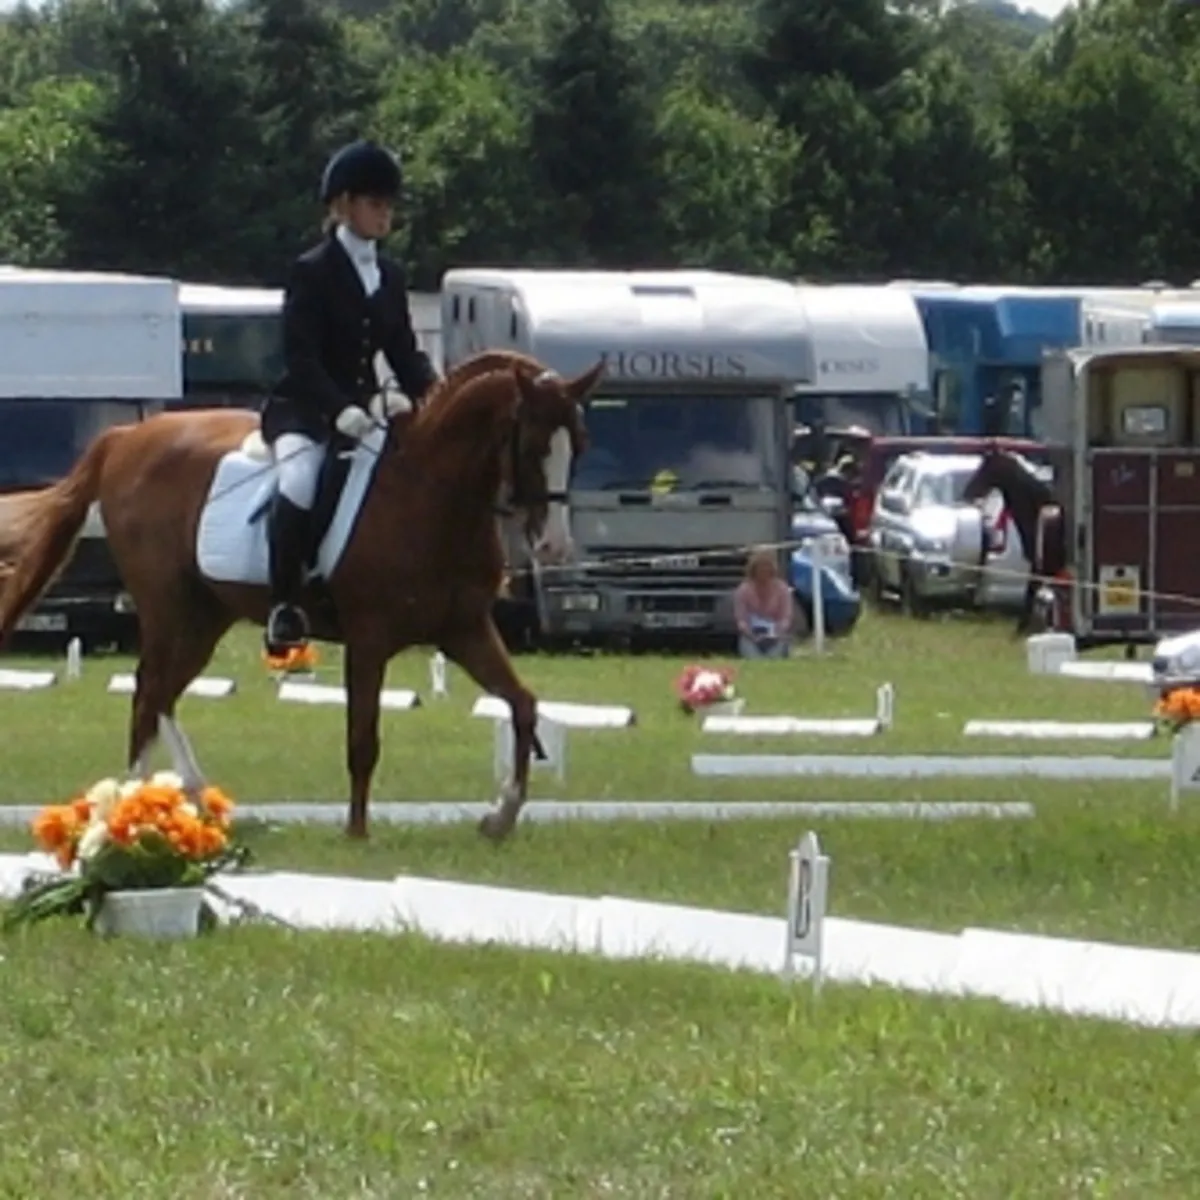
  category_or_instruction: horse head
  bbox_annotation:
[505,358,603,563]
[961,447,1007,505]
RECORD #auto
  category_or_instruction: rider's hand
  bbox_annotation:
[335,405,376,441]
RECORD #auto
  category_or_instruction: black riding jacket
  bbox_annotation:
[262,232,439,443]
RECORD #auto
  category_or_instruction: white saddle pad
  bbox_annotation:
[195,426,387,586]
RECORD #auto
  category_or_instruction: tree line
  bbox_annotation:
[0,0,1197,292]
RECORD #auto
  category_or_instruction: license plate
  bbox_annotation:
[16,612,67,632]
[1102,582,1138,611]
[641,612,709,630]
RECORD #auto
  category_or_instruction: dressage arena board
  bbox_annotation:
[0,799,1037,827]
[471,696,637,728]
[691,753,1169,781]
[1057,661,1154,684]
[0,668,56,690]
[962,720,1157,741]
[277,680,421,710]
[702,683,895,739]
[107,673,237,699]
[3,854,1198,1029]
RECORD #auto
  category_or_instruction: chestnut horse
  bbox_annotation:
[0,350,603,841]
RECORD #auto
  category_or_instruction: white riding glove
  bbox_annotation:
[334,405,376,441]
[369,391,411,422]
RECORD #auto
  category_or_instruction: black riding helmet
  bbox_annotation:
[320,140,403,204]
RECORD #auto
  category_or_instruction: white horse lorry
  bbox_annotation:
[792,283,931,435]
[0,268,181,648]
[441,268,815,646]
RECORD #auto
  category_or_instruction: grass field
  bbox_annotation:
[3,608,1199,1197]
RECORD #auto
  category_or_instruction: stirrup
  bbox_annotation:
[264,603,310,657]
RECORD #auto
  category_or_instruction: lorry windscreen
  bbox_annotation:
[572,394,781,491]
[792,392,910,435]
[0,399,142,490]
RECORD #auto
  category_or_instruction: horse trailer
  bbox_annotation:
[1040,344,1200,647]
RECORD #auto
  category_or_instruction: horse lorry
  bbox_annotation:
[173,283,443,414]
[1038,344,1200,648]
[0,268,181,649]
[440,268,814,647]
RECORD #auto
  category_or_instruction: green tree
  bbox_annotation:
[61,0,262,280]
[0,76,102,264]
[656,77,802,273]
[742,0,931,273]
[1005,34,1200,282]
[884,49,1024,278]
[371,50,542,287]
[238,0,378,279]
[526,0,665,264]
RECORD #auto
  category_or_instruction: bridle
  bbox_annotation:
[494,369,579,518]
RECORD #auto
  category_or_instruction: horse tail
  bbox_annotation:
[0,427,120,645]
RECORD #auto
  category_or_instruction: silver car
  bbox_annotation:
[866,452,1031,614]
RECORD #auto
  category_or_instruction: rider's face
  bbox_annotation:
[343,194,395,241]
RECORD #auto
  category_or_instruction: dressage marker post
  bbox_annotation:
[783,830,831,990]
[702,683,894,738]
[494,715,567,783]
[470,696,637,786]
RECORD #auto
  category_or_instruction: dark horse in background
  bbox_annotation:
[962,447,1067,635]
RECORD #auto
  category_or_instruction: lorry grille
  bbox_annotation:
[583,546,750,589]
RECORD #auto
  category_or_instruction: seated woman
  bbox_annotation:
[733,549,795,659]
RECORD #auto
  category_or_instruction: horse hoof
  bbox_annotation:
[477,811,511,842]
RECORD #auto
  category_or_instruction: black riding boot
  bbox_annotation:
[264,494,312,655]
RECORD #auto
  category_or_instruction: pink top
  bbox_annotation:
[733,578,794,635]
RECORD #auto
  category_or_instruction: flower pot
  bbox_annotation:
[93,887,204,940]
[704,698,746,717]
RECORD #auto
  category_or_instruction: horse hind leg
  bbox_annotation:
[440,618,537,843]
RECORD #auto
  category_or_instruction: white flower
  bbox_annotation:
[180,802,198,819]
[77,819,109,861]
[119,779,143,800]
[85,778,122,819]
[150,770,184,791]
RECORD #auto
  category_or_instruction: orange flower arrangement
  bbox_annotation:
[1153,687,1200,733]
[5,773,243,931]
[263,644,319,675]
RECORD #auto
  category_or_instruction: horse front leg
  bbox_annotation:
[1016,576,1039,636]
[343,638,388,839]
[441,617,537,843]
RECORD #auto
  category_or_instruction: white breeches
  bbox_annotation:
[273,433,325,510]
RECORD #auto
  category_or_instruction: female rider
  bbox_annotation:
[260,139,440,657]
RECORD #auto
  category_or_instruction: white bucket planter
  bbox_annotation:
[702,698,746,717]
[93,887,204,940]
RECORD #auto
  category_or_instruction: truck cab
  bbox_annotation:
[0,268,181,648]
[791,284,931,436]
[441,268,814,645]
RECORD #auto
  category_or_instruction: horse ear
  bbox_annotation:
[512,365,538,411]
[566,358,606,402]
